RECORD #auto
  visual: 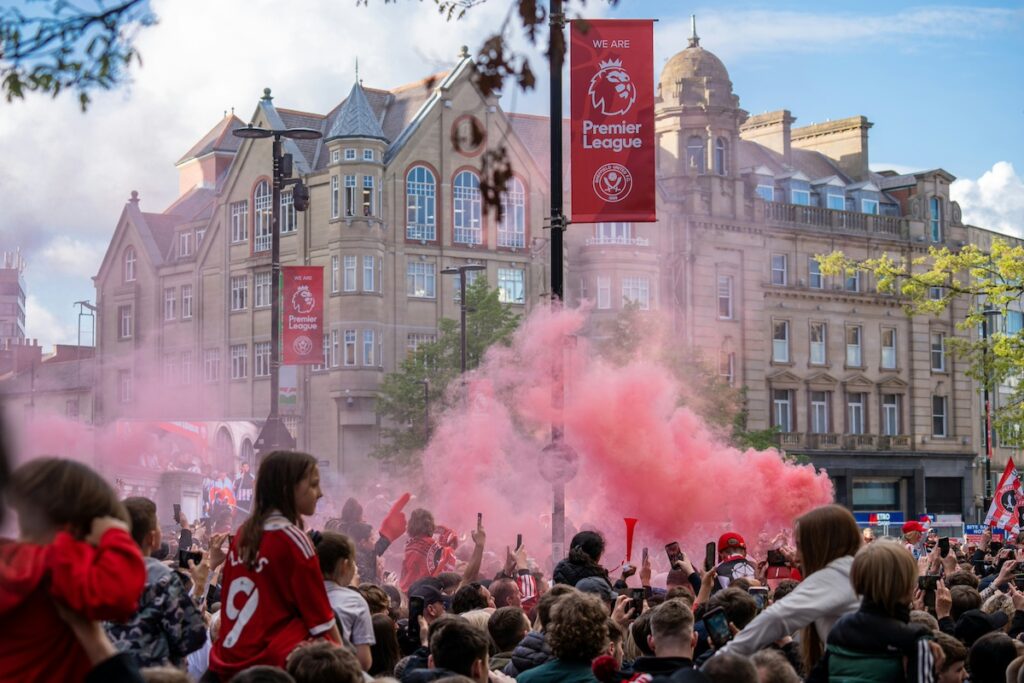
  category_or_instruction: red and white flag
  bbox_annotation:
[984,458,1021,532]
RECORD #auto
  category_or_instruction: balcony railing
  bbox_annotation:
[776,432,915,452]
[763,202,907,238]
[585,236,651,247]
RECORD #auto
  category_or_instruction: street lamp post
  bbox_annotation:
[981,308,1000,516]
[441,264,486,374]
[417,378,430,439]
[233,119,321,457]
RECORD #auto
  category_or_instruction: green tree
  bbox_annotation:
[1,0,154,110]
[374,278,520,464]
[819,238,1024,443]
[593,303,777,449]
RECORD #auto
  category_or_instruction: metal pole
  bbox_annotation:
[423,380,430,439]
[549,0,566,563]
[271,136,282,422]
[983,315,994,515]
[460,272,468,374]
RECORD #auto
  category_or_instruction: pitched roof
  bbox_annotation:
[176,114,245,165]
[140,212,188,261]
[506,113,570,182]
[165,186,217,223]
[327,81,386,141]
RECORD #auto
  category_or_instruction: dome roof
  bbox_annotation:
[658,35,738,109]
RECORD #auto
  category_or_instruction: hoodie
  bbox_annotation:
[0,528,146,683]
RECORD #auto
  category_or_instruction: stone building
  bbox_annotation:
[94,52,548,483]
[0,250,27,349]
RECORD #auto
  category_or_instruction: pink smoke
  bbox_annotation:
[419,305,834,564]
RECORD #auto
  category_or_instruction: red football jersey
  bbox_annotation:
[209,515,335,679]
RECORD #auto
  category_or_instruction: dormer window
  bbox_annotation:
[363,149,374,161]
[686,136,705,174]
[826,193,845,211]
[344,148,356,161]
[714,137,728,175]
[862,199,879,215]
[179,232,192,258]
[755,185,774,202]
[791,189,811,206]
[123,246,136,283]
[930,197,942,242]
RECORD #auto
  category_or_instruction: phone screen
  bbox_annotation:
[516,534,523,551]
[749,587,769,611]
[703,607,732,648]
[642,547,649,565]
[408,596,425,641]
[178,549,202,569]
[704,542,717,572]
[939,537,950,558]
[665,541,684,566]
[631,588,645,617]
[173,503,181,524]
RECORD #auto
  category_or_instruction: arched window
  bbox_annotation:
[715,137,728,176]
[453,171,482,245]
[498,177,526,248]
[686,136,705,174]
[240,439,254,464]
[123,246,136,282]
[406,166,436,241]
[253,180,272,252]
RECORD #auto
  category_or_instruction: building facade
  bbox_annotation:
[93,34,1004,521]
[0,250,27,349]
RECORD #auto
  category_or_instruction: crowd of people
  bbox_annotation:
[4,450,1024,682]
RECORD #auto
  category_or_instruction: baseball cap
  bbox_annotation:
[718,532,746,552]
[955,608,1009,646]
[902,521,927,535]
[409,579,448,607]
[576,576,617,604]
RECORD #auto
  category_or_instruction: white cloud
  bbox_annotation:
[35,236,106,279]
[952,161,1024,238]
[25,295,77,346]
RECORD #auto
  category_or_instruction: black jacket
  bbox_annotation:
[402,667,463,683]
[553,557,612,587]
[504,630,554,678]
[631,656,696,677]
[806,602,935,683]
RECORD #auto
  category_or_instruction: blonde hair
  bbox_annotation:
[460,608,494,635]
[850,538,917,617]
[982,593,1014,624]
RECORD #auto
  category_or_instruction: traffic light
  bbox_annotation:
[293,181,310,211]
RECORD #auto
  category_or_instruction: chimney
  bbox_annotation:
[740,110,795,163]
[791,115,873,181]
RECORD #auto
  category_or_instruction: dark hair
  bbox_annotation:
[382,584,402,618]
[488,606,529,652]
[933,632,967,671]
[701,652,759,682]
[547,592,609,662]
[568,530,605,565]
[772,579,800,602]
[452,583,489,614]
[430,617,490,675]
[630,610,655,656]
[750,649,800,683]
[945,571,980,589]
[436,571,462,592]
[123,497,157,548]
[490,577,519,608]
[408,508,435,538]
[369,613,400,676]
[358,583,390,615]
[348,521,372,544]
[968,632,1018,683]
[229,666,296,683]
[707,587,758,630]
[236,451,316,569]
[537,584,575,630]
[9,457,126,539]
[315,531,355,577]
[606,618,623,644]
[341,497,363,524]
[286,641,361,683]
[950,585,982,621]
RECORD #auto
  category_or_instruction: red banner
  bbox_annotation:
[570,19,656,223]
[282,266,324,365]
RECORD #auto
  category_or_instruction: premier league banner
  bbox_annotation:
[282,266,324,365]
[570,19,656,223]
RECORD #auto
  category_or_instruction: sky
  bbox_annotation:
[1,0,1022,348]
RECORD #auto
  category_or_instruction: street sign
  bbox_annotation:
[853,511,905,526]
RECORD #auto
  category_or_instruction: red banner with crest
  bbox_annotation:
[570,19,656,223]
[282,266,324,365]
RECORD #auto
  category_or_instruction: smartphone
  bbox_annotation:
[173,503,181,525]
[766,549,786,566]
[408,595,425,641]
[918,575,939,591]
[939,537,950,558]
[749,586,769,611]
[631,588,645,617]
[477,512,482,527]
[665,541,684,567]
[516,534,523,551]
[704,541,717,572]
[991,541,1004,555]
[178,549,202,569]
[702,606,732,648]
[642,547,649,565]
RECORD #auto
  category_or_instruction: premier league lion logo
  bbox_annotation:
[291,285,316,314]
[588,58,637,117]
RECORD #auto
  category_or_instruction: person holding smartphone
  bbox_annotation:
[717,505,862,675]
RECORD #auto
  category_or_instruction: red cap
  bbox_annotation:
[902,521,927,534]
[718,532,746,552]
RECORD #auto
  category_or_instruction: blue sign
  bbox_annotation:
[854,511,905,525]
[965,524,1005,537]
